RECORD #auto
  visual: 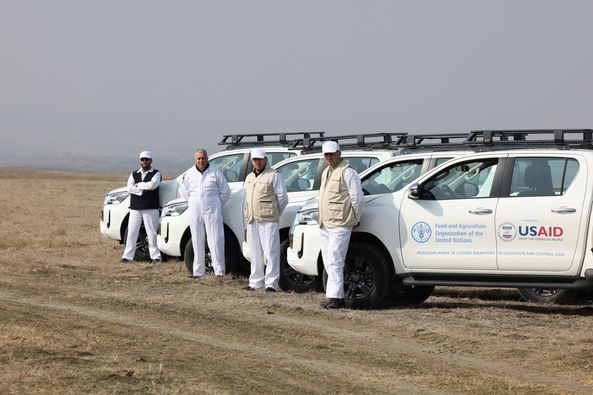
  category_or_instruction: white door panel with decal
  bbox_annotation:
[399,158,500,271]
[496,155,588,272]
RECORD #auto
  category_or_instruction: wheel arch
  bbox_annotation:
[119,213,130,244]
[279,227,290,242]
[180,226,191,257]
[350,232,396,278]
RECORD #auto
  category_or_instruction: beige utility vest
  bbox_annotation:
[244,168,281,223]
[319,160,357,228]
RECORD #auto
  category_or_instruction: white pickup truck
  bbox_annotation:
[100,132,323,261]
[288,129,593,308]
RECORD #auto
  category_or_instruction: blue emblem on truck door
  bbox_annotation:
[412,222,432,243]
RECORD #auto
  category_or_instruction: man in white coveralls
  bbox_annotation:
[121,150,162,263]
[181,148,231,278]
[243,148,288,292]
[318,141,363,309]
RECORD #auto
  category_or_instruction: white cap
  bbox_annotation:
[322,141,340,154]
[251,148,267,159]
[139,150,152,159]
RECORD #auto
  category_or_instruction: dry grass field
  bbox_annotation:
[2,168,593,394]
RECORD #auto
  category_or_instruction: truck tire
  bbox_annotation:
[322,240,391,309]
[279,239,320,292]
[123,226,151,262]
[183,228,243,275]
[393,285,434,305]
[517,288,572,304]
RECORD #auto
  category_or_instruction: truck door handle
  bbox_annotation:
[551,207,576,214]
[468,208,493,215]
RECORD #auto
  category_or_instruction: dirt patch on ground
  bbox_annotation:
[1,169,593,394]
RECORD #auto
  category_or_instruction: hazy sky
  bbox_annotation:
[1,0,592,171]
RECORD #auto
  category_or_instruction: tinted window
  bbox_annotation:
[343,157,380,174]
[277,159,320,192]
[267,152,296,166]
[210,153,244,182]
[362,160,423,195]
[435,157,453,167]
[509,157,579,197]
[421,159,498,200]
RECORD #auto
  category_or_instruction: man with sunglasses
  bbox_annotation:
[121,150,162,263]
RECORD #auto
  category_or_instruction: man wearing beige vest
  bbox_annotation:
[319,141,364,309]
[243,148,288,292]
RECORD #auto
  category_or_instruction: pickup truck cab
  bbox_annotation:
[100,132,322,261]
[289,129,593,308]
[287,144,474,291]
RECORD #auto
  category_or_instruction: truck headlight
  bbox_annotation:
[295,208,319,225]
[103,191,129,206]
[162,201,189,217]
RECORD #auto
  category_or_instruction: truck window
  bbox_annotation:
[509,158,579,197]
[421,159,498,200]
[267,152,296,166]
[343,157,380,174]
[361,160,423,195]
[277,159,319,192]
[434,157,453,167]
[210,153,244,182]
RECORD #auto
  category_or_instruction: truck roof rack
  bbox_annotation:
[465,129,593,149]
[298,133,409,151]
[219,132,325,150]
[401,133,471,148]
[395,130,593,152]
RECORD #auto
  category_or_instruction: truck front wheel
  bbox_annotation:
[279,239,320,292]
[123,226,150,262]
[322,240,391,309]
[183,228,242,275]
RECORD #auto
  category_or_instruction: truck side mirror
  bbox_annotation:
[408,183,421,199]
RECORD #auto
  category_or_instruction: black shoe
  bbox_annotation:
[120,258,131,263]
[322,298,345,309]
[243,286,257,292]
[265,287,277,293]
[151,259,162,264]
[188,274,203,279]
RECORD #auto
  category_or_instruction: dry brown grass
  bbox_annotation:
[1,168,593,394]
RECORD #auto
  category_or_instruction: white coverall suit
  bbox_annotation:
[320,167,363,299]
[246,171,288,290]
[122,168,162,261]
[181,165,231,276]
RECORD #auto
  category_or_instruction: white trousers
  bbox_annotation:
[122,209,161,260]
[246,221,280,290]
[188,204,225,276]
[320,225,352,299]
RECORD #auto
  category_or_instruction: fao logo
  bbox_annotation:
[411,222,432,243]
[498,222,516,242]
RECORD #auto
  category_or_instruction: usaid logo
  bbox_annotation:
[497,222,516,242]
[411,222,432,243]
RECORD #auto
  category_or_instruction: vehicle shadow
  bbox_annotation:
[380,288,593,316]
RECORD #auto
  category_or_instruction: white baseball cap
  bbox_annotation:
[139,150,152,159]
[322,141,340,154]
[251,148,267,159]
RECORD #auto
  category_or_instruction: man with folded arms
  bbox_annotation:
[121,150,162,264]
